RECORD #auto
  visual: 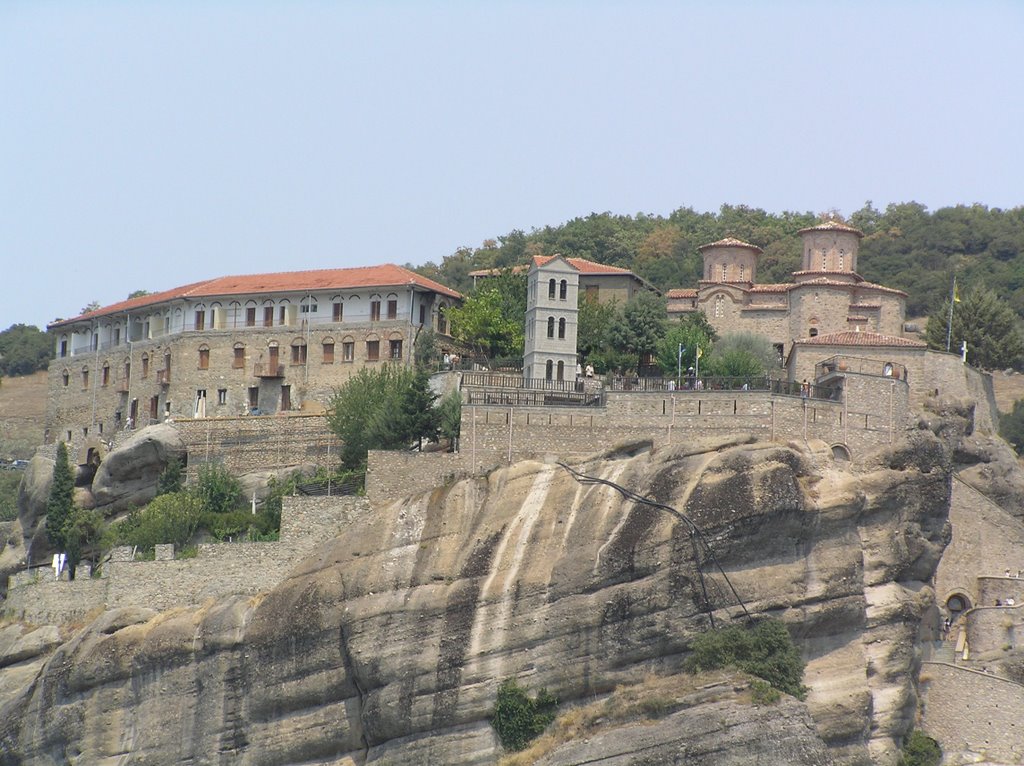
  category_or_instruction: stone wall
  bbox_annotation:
[365,450,470,506]
[173,414,339,477]
[460,384,908,468]
[935,479,1024,612]
[963,604,1024,655]
[919,662,1024,764]
[3,495,370,625]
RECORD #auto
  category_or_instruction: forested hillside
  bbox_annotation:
[413,202,1024,318]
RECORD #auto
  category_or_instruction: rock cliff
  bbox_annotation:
[0,433,951,765]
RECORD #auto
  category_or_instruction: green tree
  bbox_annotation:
[194,462,242,515]
[0,472,21,521]
[608,291,667,371]
[414,327,440,367]
[1000,399,1024,455]
[45,442,75,552]
[925,286,1024,370]
[655,312,717,377]
[437,388,462,450]
[0,324,53,376]
[127,289,151,300]
[577,296,619,363]
[702,332,779,378]
[897,731,942,766]
[63,507,106,577]
[156,455,185,496]
[328,364,445,470]
[114,492,203,552]
[80,300,101,315]
[491,678,558,752]
[444,272,527,360]
[684,619,806,699]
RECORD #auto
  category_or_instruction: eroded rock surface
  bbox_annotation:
[90,423,184,512]
[0,437,950,765]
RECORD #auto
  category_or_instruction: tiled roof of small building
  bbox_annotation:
[698,237,763,253]
[797,220,864,237]
[795,330,926,348]
[530,255,636,275]
[791,276,907,296]
[50,264,462,328]
[748,284,792,293]
[666,288,697,298]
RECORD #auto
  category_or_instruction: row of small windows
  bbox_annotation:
[547,279,569,300]
[546,316,567,339]
[60,338,406,387]
[707,263,748,282]
[805,248,846,271]
[544,359,567,381]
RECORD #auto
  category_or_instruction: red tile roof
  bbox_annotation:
[791,275,907,296]
[698,237,763,253]
[798,220,864,237]
[531,255,635,275]
[50,264,462,328]
[666,288,697,298]
[795,331,926,348]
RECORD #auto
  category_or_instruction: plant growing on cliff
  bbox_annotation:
[45,442,75,552]
[114,492,203,552]
[62,507,106,576]
[897,730,941,766]
[683,618,806,699]
[156,455,185,496]
[491,678,558,752]
[194,462,243,515]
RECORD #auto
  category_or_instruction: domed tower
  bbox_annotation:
[795,220,864,283]
[698,237,762,285]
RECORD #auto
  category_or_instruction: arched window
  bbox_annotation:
[547,316,555,338]
[545,360,553,380]
[809,328,819,337]
[883,362,894,377]
[548,279,556,299]
[558,317,566,339]
[291,338,308,364]
[821,251,827,270]
[838,250,844,270]
[198,344,210,370]
[559,279,567,300]
[739,264,745,281]
[141,353,149,378]
[233,342,246,369]
[322,336,335,364]
[714,294,725,318]
[102,362,110,386]
[62,369,69,387]
[721,263,727,282]
[82,366,89,388]
[557,360,564,381]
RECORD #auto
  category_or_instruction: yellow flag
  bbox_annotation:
[695,345,703,359]
[953,283,961,303]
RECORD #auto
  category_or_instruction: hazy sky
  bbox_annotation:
[2,1,1021,330]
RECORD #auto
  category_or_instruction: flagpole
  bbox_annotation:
[945,277,956,352]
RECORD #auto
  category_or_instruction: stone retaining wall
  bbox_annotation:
[920,661,1024,764]
[3,495,369,625]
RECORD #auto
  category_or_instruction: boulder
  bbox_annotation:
[90,424,184,514]
[0,520,25,598]
[16,455,54,558]
[237,464,316,505]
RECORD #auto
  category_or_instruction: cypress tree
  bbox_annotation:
[45,442,75,552]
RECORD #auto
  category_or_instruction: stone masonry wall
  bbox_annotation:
[920,662,1024,764]
[3,495,369,625]
[174,414,340,478]
[964,604,1024,655]
[365,450,470,507]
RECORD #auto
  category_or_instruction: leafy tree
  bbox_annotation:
[1000,399,1024,455]
[328,364,446,470]
[444,271,527,359]
[113,492,203,553]
[491,678,558,752]
[655,312,717,377]
[608,291,667,371]
[577,296,619,364]
[80,300,101,315]
[897,731,942,766]
[194,462,243,515]
[127,289,151,299]
[702,332,778,378]
[45,442,75,552]
[156,455,185,496]
[925,286,1024,370]
[414,327,440,367]
[63,508,106,577]
[437,388,462,450]
[0,472,21,521]
[684,619,806,699]
[0,324,53,376]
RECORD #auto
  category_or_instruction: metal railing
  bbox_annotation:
[462,372,584,393]
[815,355,908,381]
[605,375,836,400]
[465,389,603,408]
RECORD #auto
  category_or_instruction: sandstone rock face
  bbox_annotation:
[15,455,54,563]
[0,520,25,599]
[90,423,184,513]
[0,436,950,766]
[237,464,316,505]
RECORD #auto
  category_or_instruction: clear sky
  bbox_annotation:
[1,1,1021,330]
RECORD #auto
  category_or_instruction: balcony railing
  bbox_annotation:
[253,363,285,378]
[115,379,130,393]
[815,355,908,382]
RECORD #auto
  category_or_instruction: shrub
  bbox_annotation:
[0,471,20,521]
[897,730,942,766]
[45,442,75,551]
[194,463,242,515]
[113,492,202,553]
[491,679,558,752]
[749,679,780,705]
[683,619,807,699]
[156,455,185,496]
